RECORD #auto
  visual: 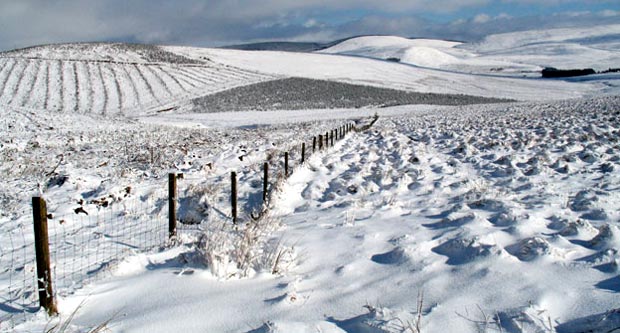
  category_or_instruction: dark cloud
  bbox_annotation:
[0,0,618,51]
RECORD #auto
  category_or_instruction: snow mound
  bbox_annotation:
[249,320,346,333]
[496,305,555,333]
[371,246,410,265]
[432,236,499,265]
[556,308,620,333]
[506,237,554,261]
[558,219,596,237]
[329,305,420,333]
[589,224,620,250]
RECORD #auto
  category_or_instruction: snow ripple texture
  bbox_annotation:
[0,43,276,115]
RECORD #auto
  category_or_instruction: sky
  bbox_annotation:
[0,0,618,51]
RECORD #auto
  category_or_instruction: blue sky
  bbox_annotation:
[0,0,618,51]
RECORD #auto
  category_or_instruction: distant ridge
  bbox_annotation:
[220,36,392,52]
[221,35,466,53]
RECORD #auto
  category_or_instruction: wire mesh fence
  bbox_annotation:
[48,191,167,295]
[0,120,358,330]
[0,223,38,325]
[0,188,169,330]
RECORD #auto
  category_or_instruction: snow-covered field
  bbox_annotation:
[1,24,620,333]
[0,43,277,116]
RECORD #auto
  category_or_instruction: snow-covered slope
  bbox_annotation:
[170,46,609,101]
[0,36,616,117]
[0,43,276,115]
[320,24,620,76]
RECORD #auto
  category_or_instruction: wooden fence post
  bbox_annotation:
[301,142,306,164]
[32,197,58,315]
[231,171,237,224]
[318,134,323,150]
[325,132,329,148]
[331,130,334,146]
[263,162,269,204]
[168,173,177,239]
[284,152,289,177]
[312,136,316,153]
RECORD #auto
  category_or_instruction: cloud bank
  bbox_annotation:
[0,0,618,51]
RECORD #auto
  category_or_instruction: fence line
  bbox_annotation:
[1,119,364,328]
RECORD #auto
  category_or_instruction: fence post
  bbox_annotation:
[325,132,329,148]
[32,197,58,316]
[284,152,289,177]
[312,136,316,153]
[318,134,323,150]
[331,130,334,146]
[263,162,269,204]
[301,142,306,164]
[168,173,177,239]
[231,171,237,224]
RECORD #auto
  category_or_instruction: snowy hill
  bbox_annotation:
[0,43,276,115]
[320,24,620,76]
[1,35,617,118]
[172,45,610,101]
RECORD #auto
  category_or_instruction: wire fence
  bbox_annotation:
[49,192,167,294]
[0,223,38,324]
[0,121,360,330]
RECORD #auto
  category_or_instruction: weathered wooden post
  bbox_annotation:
[32,197,58,315]
[263,162,269,204]
[325,132,329,148]
[231,171,237,224]
[168,173,177,239]
[284,152,289,177]
[301,142,306,164]
[331,130,334,146]
[318,134,323,150]
[312,136,316,153]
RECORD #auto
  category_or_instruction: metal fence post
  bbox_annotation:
[168,173,177,239]
[32,197,58,315]
[231,171,237,224]
[284,152,289,177]
[263,162,269,204]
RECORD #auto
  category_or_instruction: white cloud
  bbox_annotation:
[473,14,491,23]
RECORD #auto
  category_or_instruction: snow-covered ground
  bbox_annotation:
[1,24,620,333]
[6,96,620,333]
